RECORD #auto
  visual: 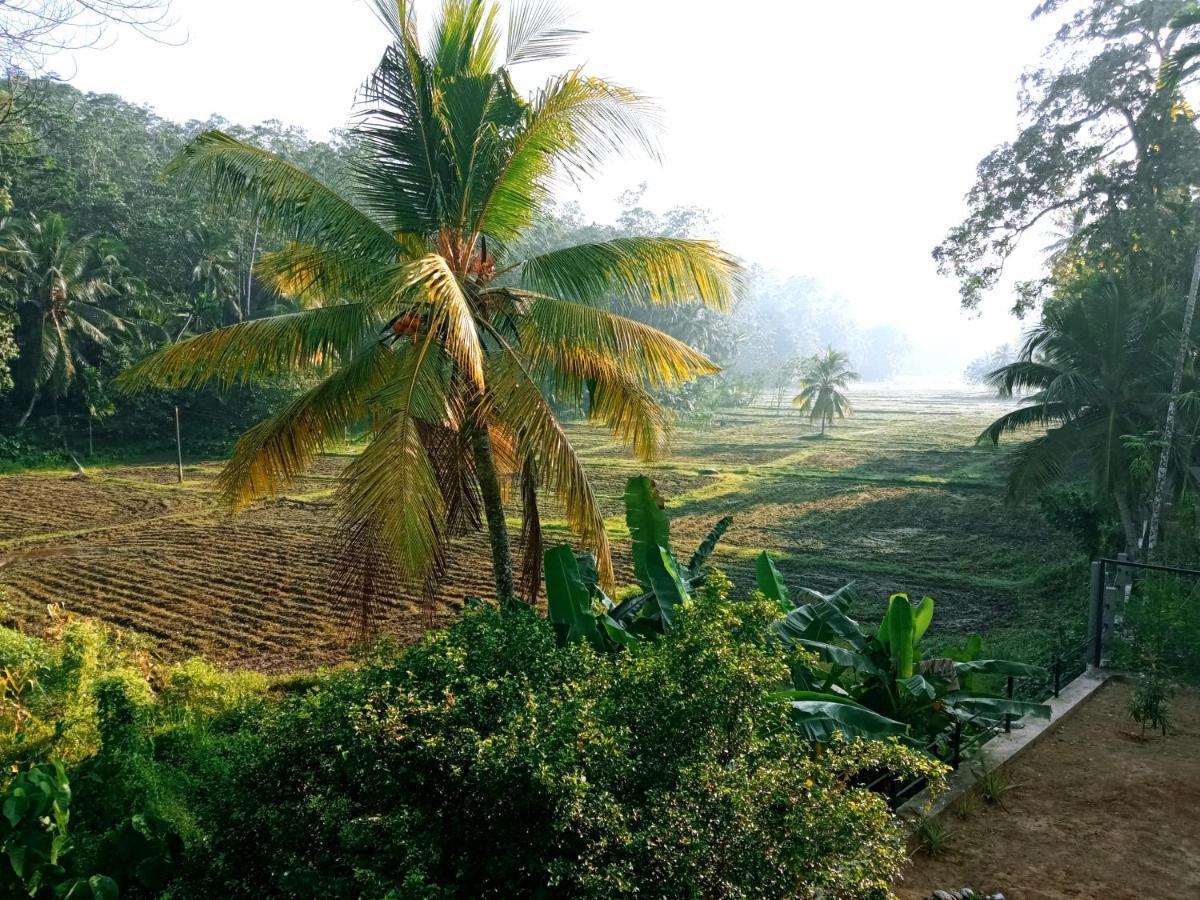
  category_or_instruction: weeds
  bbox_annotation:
[916,817,953,857]
[976,766,1018,807]
[1128,661,1175,739]
[954,791,978,820]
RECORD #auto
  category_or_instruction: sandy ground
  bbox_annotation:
[896,680,1200,900]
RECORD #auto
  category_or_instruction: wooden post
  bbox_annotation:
[175,406,184,484]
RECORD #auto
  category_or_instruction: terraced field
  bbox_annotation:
[0,384,1087,670]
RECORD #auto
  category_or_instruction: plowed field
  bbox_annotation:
[0,385,1082,670]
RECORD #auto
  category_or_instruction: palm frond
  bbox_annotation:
[432,0,502,76]
[516,292,719,385]
[256,242,401,307]
[518,237,741,311]
[355,43,448,235]
[115,304,382,392]
[487,351,612,587]
[477,72,660,239]
[218,341,404,509]
[506,0,582,64]
[166,131,395,262]
[977,401,1074,445]
[334,339,459,586]
[368,0,418,45]
[405,253,486,389]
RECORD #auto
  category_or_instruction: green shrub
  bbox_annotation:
[1115,574,1200,683]
[0,585,944,899]
[179,580,942,899]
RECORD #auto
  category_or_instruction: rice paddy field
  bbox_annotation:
[0,383,1088,671]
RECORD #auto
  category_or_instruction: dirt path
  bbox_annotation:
[897,680,1200,899]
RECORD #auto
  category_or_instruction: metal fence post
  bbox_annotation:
[1088,560,1104,667]
[1005,676,1014,733]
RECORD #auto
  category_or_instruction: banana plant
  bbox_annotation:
[756,552,1051,744]
[545,475,732,647]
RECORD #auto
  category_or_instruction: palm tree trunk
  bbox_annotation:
[16,390,38,428]
[1147,239,1200,557]
[1115,491,1140,558]
[470,422,516,603]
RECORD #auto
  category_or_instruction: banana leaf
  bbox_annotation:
[774,597,868,650]
[687,515,733,576]
[643,544,689,629]
[779,691,908,742]
[953,659,1047,678]
[624,475,672,592]
[543,544,602,648]
[796,639,885,677]
[755,550,790,608]
[885,594,916,679]
[943,694,1051,721]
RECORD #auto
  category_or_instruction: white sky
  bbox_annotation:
[42,0,1060,377]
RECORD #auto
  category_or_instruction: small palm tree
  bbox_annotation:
[793,347,857,435]
[118,0,740,612]
[4,214,127,426]
[979,274,1167,555]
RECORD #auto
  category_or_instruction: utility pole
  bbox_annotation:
[1147,239,1200,557]
[175,406,184,484]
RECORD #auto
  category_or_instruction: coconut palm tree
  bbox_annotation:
[5,214,127,427]
[117,0,740,611]
[979,273,1172,554]
[793,347,857,435]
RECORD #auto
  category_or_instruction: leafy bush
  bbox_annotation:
[175,583,940,899]
[1115,574,1200,683]
[771,585,1050,745]
[0,582,943,898]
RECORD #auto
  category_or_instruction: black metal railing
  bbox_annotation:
[868,555,1199,810]
[865,633,1096,810]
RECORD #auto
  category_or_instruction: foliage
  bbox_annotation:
[975,766,1018,807]
[544,474,732,647]
[1035,484,1117,559]
[0,76,350,446]
[915,817,953,857]
[115,0,741,612]
[1114,574,1200,683]
[792,347,857,435]
[1128,660,1175,739]
[977,272,1181,554]
[177,588,941,899]
[0,572,953,900]
[935,0,1200,314]
[0,760,120,900]
[766,573,1050,744]
[963,343,1016,386]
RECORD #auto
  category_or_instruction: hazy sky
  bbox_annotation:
[43,0,1061,377]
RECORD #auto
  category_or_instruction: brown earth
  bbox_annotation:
[896,680,1200,900]
[0,394,1080,670]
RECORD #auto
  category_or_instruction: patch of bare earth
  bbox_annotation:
[896,680,1200,900]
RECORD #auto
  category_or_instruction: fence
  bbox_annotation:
[1089,555,1200,669]
[869,619,1098,809]
[870,554,1200,808]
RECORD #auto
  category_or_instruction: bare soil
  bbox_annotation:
[0,391,1081,669]
[897,680,1200,900]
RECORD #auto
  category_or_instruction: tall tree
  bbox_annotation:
[3,213,128,426]
[935,0,1200,314]
[792,348,857,436]
[117,0,740,610]
[979,273,1173,554]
